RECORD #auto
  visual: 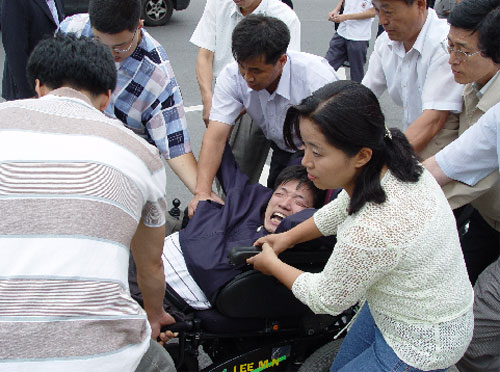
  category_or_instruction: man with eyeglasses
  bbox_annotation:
[424,2,500,368]
[362,0,463,159]
[58,0,206,199]
[438,0,500,288]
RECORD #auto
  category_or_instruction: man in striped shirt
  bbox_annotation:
[0,33,175,372]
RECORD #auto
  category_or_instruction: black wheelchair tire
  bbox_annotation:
[297,338,343,372]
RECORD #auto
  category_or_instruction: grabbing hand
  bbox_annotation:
[188,191,224,218]
[149,310,176,341]
[254,232,293,255]
[247,243,279,275]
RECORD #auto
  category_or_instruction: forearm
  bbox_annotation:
[166,152,198,194]
[405,109,449,153]
[282,217,324,249]
[268,259,304,290]
[423,156,452,186]
[195,122,228,195]
[196,48,215,120]
[137,261,166,319]
[131,223,166,319]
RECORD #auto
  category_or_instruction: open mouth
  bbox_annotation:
[270,212,287,224]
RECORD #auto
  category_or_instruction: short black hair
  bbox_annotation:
[232,15,290,65]
[448,0,500,63]
[274,165,326,209]
[284,81,422,215]
[89,0,141,33]
[27,33,117,95]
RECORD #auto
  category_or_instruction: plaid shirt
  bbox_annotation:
[59,14,191,159]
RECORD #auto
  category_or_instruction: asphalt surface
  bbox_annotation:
[0,0,403,209]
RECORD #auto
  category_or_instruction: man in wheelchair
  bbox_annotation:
[128,144,347,371]
[130,143,327,313]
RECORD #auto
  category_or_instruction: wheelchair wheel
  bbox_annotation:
[298,339,343,372]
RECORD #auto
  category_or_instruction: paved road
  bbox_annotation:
[0,0,402,208]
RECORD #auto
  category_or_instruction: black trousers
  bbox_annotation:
[460,208,500,285]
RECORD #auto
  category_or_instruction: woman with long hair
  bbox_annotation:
[248,81,474,371]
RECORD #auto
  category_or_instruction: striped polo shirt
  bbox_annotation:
[0,88,167,371]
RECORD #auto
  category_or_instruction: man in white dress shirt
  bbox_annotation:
[190,0,301,185]
[362,0,463,159]
[188,15,337,216]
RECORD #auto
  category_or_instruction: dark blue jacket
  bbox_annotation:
[180,144,315,303]
[1,0,64,100]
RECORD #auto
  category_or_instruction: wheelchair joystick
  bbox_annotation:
[228,246,262,266]
[169,198,181,219]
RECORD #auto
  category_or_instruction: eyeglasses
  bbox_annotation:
[441,39,481,62]
[94,29,138,54]
[112,29,138,53]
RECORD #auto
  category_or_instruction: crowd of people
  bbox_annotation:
[0,0,499,371]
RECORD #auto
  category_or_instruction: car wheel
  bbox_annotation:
[142,0,173,26]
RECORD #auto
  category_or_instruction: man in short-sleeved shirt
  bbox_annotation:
[362,0,463,158]
[0,33,175,372]
[190,0,301,185]
[425,103,500,372]
[325,0,376,82]
[188,15,337,217]
[59,0,199,194]
[437,0,500,287]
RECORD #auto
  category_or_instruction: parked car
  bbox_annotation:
[63,0,190,26]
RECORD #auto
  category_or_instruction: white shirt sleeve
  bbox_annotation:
[362,37,388,98]
[421,52,463,112]
[209,64,245,125]
[436,102,500,186]
[189,0,216,52]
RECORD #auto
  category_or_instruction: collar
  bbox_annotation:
[274,55,291,101]
[476,70,500,112]
[231,0,268,18]
[474,69,500,100]
[47,87,94,107]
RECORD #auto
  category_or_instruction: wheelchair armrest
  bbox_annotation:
[227,246,262,266]
[216,239,336,319]
[214,269,308,319]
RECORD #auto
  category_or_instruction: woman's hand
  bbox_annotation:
[254,232,294,255]
[247,243,280,275]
